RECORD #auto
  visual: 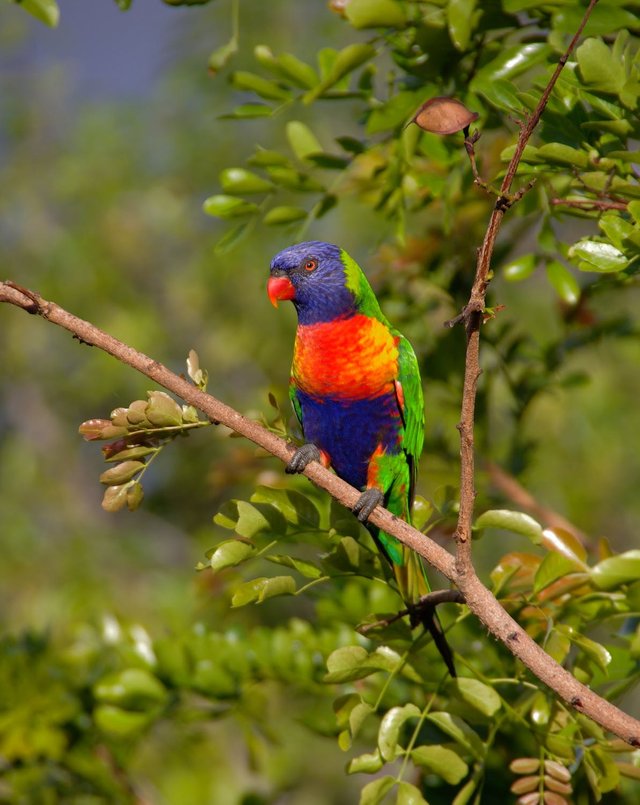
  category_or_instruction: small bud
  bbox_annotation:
[511,776,540,795]
[543,761,571,783]
[126,400,150,427]
[510,758,541,775]
[102,438,131,460]
[79,419,121,441]
[145,391,183,427]
[110,407,129,428]
[99,460,145,486]
[329,0,348,16]
[411,96,478,135]
[543,776,572,795]
[126,481,144,512]
[102,484,130,513]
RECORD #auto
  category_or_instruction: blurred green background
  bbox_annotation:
[1,1,640,802]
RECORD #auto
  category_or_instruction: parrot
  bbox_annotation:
[267,240,455,676]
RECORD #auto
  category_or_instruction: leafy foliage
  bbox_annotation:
[3,0,640,803]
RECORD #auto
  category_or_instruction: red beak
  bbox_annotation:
[267,276,295,308]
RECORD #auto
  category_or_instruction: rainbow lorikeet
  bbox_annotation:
[268,241,455,675]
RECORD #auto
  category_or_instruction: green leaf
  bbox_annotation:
[585,745,621,795]
[628,201,640,225]
[503,254,536,282]
[474,509,543,543]
[215,220,254,255]
[221,104,274,119]
[208,539,256,572]
[276,53,319,89]
[412,496,434,531]
[599,213,639,251]
[230,70,292,100]
[571,634,612,674]
[533,551,582,594]
[94,704,152,737]
[231,575,296,606]
[251,486,320,529]
[94,669,167,709]
[360,776,395,805]
[99,461,144,486]
[248,149,290,167]
[378,703,421,761]
[546,260,580,305]
[345,0,406,29]
[263,205,308,225]
[395,781,428,805]
[346,749,384,774]
[324,645,376,683]
[411,745,469,785]
[266,554,323,579]
[448,0,477,51]
[472,43,551,83]
[449,678,501,717]
[568,240,628,273]
[537,143,589,169]
[367,90,425,135]
[425,712,485,760]
[545,630,571,664]
[471,77,524,113]
[304,43,376,103]
[220,168,273,195]
[265,165,324,192]
[591,550,640,590]
[577,38,626,94]
[286,121,323,161]
[208,37,238,75]
[203,195,259,218]
[16,0,59,27]
[234,500,287,538]
[554,5,639,37]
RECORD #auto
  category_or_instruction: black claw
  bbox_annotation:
[286,443,321,474]
[353,488,384,522]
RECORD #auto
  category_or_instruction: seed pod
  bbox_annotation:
[511,776,539,795]
[510,758,541,775]
[411,96,478,135]
[543,760,571,783]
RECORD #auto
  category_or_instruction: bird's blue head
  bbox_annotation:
[268,241,357,325]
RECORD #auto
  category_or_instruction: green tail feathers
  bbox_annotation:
[368,519,457,678]
[393,544,430,605]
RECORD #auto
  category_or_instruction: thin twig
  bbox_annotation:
[452,0,600,580]
[358,590,465,633]
[1,279,639,746]
[551,198,628,212]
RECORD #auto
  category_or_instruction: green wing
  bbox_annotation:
[289,376,304,432]
[395,334,425,508]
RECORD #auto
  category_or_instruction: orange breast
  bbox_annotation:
[293,314,399,399]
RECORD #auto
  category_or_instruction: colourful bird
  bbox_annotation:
[268,241,455,675]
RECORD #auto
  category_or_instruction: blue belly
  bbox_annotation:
[295,389,401,490]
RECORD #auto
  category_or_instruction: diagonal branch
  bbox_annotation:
[1,279,639,747]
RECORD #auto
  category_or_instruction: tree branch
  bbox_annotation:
[551,198,628,212]
[1,279,639,746]
[450,1,599,570]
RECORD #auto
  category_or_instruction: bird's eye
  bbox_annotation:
[303,259,317,272]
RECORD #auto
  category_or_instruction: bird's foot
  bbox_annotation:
[286,443,322,474]
[353,488,384,523]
